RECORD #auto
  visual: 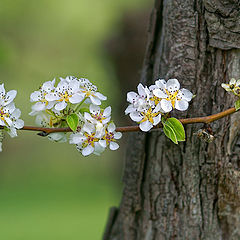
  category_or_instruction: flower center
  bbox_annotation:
[84,133,98,146]
[165,90,180,108]
[150,95,161,105]
[0,109,9,123]
[82,89,94,97]
[92,112,106,122]
[103,131,114,143]
[59,91,71,102]
[140,108,159,124]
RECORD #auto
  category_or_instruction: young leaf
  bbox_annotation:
[163,123,178,144]
[235,99,240,111]
[66,113,79,132]
[79,108,90,114]
[165,118,185,142]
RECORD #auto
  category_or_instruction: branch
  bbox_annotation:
[0,107,236,135]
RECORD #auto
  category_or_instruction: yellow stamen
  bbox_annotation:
[165,89,180,108]
[140,108,159,124]
[83,132,98,147]
[58,91,72,102]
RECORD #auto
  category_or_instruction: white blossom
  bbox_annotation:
[98,122,122,150]
[69,122,103,156]
[49,79,84,111]
[221,78,240,96]
[35,112,67,142]
[84,104,111,125]
[78,78,107,105]
[125,83,152,115]
[0,84,17,106]
[153,78,193,112]
[129,103,162,132]
[0,84,24,138]
[29,79,56,115]
[29,76,120,154]
[125,83,164,132]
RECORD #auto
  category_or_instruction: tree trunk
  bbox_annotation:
[104,0,240,239]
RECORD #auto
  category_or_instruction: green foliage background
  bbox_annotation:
[0,0,150,239]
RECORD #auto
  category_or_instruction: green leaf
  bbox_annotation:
[235,99,240,111]
[163,123,178,144]
[165,118,185,142]
[79,108,90,114]
[66,113,79,132]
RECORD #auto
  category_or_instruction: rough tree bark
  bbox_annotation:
[104,0,240,239]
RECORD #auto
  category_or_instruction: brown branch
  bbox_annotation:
[0,107,237,135]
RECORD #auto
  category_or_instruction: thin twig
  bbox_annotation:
[0,107,237,135]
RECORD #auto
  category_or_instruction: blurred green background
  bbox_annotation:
[0,0,151,239]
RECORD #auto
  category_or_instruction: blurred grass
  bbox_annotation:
[0,0,151,239]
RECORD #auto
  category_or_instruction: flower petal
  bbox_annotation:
[102,117,111,124]
[155,79,166,87]
[55,101,67,111]
[127,92,138,103]
[103,106,111,117]
[32,102,46,111]
[90,95,101,105]
[153,115,161,125]
[46,101,55,109]
[221,83,231,91]
[229,78,236,85]
[175,99,189,111]
[69,93,84,104]
[4,90,17,105]
[178,88,193,101]
[30,91,41,102]
[69,79,80,92]
[137,83,146,97]
[84,112,94,122]
[107,122,116,132]
[114,132,122,139]
[95,92,107,100]
[94,142,106,155]
[166,79,180,92]
[125,104,135,114]
[153,88,168,98]
[129,111,143,122]
[160,99,172,112]
[99,139,107,148]
[48,133,67,142]
[109,142,119,150]
[42,81,55,92]
[90,104,100,115]
[69,133,86,144]
[83,122,95,135]
[11,108,21,119]
[13,119,24,129]
[139,120,153,132]
[82,145,94,156]
[45,92,59,101]
[8,127,17,138]
[4,102,16,114]
[149,84,157,91]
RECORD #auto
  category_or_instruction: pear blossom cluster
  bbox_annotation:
[0,83,24,151]
[69,107,122,156]
[29,76,121,156]
[125,78,193,132]
[221,78,240,96]
[30,76,106,115]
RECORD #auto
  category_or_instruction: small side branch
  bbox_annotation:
[0,107,236,135]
